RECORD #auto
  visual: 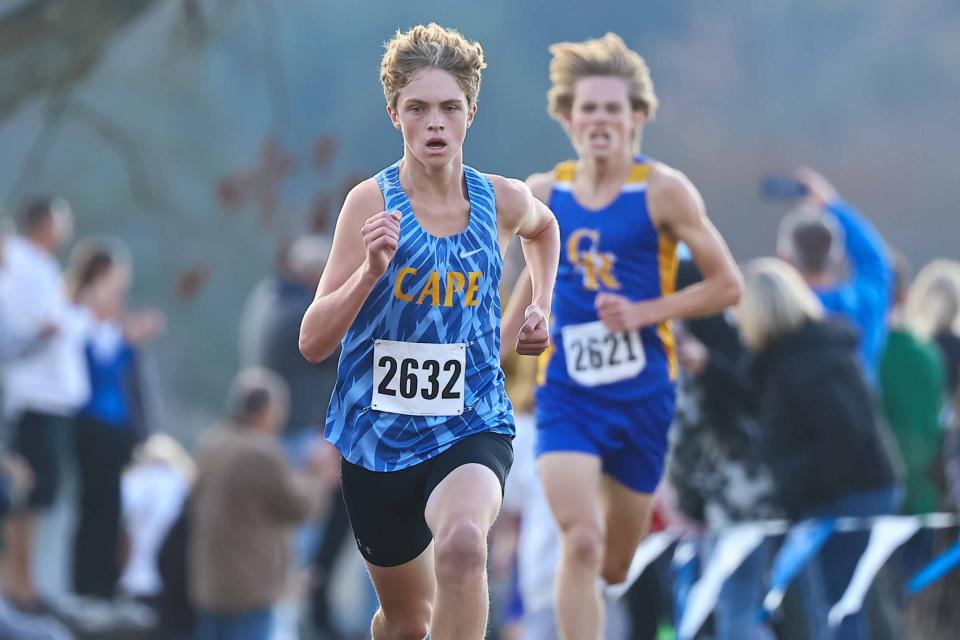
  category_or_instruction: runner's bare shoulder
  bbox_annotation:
[525,171,554,204]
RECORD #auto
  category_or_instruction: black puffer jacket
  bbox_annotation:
[706,319,898,518]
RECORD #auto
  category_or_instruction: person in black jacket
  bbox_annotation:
[669,259,781,640]
[726,257,900,640]
[733,258,898,517]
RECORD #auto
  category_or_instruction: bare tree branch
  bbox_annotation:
[66,100,158,208]
[5,89,69,201]
[256,0,290,134]
[0,0,159,119]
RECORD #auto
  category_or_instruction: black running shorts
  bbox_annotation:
[11,411,71,510]
[340,431,513,568]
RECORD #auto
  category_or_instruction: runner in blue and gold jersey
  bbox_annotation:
[503,33,742,639]
[299,24,560,640]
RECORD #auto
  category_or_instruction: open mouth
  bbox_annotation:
[426,138,448,152]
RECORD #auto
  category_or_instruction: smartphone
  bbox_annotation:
[759,176,809,201]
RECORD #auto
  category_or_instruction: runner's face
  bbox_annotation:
[388,67,476,168]
[565,76,645,160]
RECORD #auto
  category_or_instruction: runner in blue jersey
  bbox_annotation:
[502,34,742,639]
[298,24,560,640]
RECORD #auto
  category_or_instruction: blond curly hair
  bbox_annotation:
[380,24,486,108]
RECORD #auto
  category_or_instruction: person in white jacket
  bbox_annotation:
[0,197,90,610]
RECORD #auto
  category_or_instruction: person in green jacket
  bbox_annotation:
[879,253,945,515]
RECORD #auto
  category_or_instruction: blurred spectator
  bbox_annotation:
[0,197,89,611]
[904,259,960,405]
[0,454,33,522]
[906,260,960,616]
[67,238,165,598]
[735,258,900,640]
[0,453,73,639]
[189,368,329,640]
[258,233,349,636]
[120,434,194,609]
[306,492,353,639]
[237,240,296,368]
[262,233,336,460]
[0,218,56,364]
[947,388,960,510]
[880,253,952,639]
[670,259,781,528]
[669,259,780,640]
[776,168,893,384]
[879,254,945,516]
[157,501,193,640]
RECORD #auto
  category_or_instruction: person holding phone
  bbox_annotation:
[772,168,893,384]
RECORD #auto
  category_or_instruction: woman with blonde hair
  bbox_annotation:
[737,258,824,351]
[736,258,899,640]
[120,433,195,604]
[905,259,960,398]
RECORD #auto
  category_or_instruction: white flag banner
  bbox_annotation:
[828,516,921,627]
[605,530,678,600]
[677,524,766,640]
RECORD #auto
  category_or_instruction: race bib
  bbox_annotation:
[561,321,645,387]
[371,340,466,416]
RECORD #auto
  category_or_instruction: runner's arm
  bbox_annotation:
[501,266,533,357]
[499,172,553,357]
[637,166,742,325]
[494,177,560,356]
[299,180,397,362]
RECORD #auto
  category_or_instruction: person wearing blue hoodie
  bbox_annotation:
[776,168,893,385]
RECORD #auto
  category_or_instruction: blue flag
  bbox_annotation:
[762,519,837,618]
[907,535,960,595]
[673,537,699,629]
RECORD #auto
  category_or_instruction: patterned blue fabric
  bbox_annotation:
[326,162,514,471]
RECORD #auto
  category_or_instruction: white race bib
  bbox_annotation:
[371,340,466,416]
[561,321,645,387]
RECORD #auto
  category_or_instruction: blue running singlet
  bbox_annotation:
[326,162,514,472]
[537,156,679,403]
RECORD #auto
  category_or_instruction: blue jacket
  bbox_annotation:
[813,199,893,384]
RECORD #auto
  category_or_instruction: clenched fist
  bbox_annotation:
[595,292,659,332]
[515,304,549,356]
[362,211,402,277]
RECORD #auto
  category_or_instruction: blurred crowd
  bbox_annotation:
[490,169,960,640]
[0,167,957,640]
[0,198,355,639]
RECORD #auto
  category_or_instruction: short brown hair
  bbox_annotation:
[227,367,289,425]
[67,237,131,299]
[777,207,841,275]
[380,23,486,109]
[547,33,658,121]
[18,196,58,233]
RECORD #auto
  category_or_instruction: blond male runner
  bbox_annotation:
[502,34,742,639]
[299,24,560,640]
